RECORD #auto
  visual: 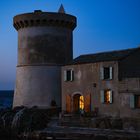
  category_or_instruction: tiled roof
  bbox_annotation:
[70,47,138,65]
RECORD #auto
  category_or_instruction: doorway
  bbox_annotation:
[73,94,84,112]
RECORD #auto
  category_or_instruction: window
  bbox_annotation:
[135,95,140,108]
[100,67,113,80]
[130,95,140,109]
[104,67,110,79]
[100,90,113,104]
[64,69,74,81]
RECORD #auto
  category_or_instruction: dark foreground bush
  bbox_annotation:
[0,106,60,137]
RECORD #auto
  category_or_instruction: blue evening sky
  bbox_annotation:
[0,0,140,90]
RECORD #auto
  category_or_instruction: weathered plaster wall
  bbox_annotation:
[62,61,140,118]
[119,78,140,118]
[13,65,61,108]
[14,25,71,108]
[18,26,72,65]
[62,61,119,117]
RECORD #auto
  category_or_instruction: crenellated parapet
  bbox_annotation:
[13,10,76,30]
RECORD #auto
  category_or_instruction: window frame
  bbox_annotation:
[130,94,140,109]
[100,89,113,104]
[64,69,74,82]
[135,95,140,108]
[100,66,113,80]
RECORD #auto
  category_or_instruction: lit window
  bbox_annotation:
[79,95,84,109]
[64,69,74,81]
[104,90,112,103]
[100,90,113,104]
[100,67,113,80]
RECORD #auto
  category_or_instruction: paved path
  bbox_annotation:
[37,126,140,140]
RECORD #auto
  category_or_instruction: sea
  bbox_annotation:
[0,90,14,140]
[0,90,14,109]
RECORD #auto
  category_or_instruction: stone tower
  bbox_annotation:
[13,5,77,108]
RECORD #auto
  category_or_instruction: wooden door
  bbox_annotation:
[73,94,80,112]
[66,94,71,113]
[84,94,91,112]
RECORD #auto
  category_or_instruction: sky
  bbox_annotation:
[0,0,140,90]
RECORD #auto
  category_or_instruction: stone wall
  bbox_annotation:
[119,78,140,118]
[17,26,73,65]
[61,61,120,117]
[13,65,61,108]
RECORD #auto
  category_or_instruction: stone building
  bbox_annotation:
[13,6,140,118]
[62,47,140,118]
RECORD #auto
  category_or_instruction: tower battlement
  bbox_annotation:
[13,10,76,31]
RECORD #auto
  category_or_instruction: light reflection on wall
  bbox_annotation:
[79,95,84,109]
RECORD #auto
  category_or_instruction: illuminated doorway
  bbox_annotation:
[73,94,84,112]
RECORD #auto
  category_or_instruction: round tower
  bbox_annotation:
[13,5,77,108]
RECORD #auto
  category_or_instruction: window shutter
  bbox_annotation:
[109,67,113,79]
[100,90,104,103]
[64,70,67,81]
[66,94,71,113]
[100,67,104,80]
[84,94,91,112]
[110,90,113,103]
[70,70,74,81]
[130,95,135,109]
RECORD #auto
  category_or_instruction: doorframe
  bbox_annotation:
[72,91,83,112]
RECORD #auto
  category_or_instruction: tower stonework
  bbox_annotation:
[13,7,76,108]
